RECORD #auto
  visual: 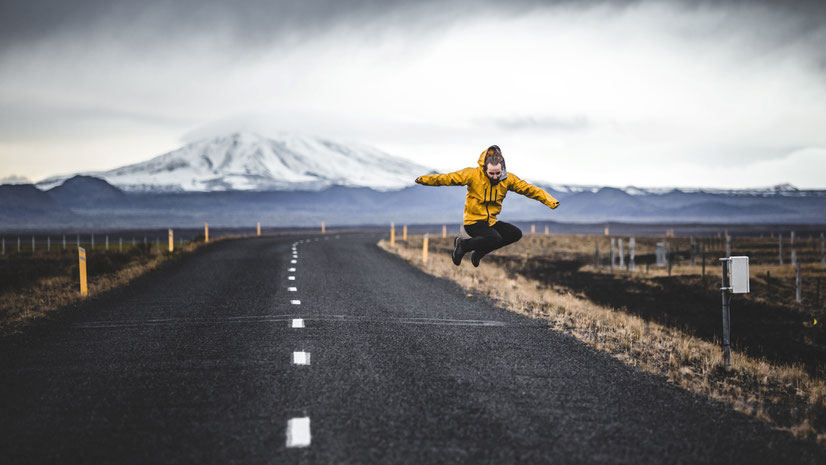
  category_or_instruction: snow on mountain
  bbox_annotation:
[36,132,434,192]
[0,175,33,185]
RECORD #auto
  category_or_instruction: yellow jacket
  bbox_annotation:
[416,150,559,226]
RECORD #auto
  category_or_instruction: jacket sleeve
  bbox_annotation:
[416,168,474,186]
[508,173,560,209]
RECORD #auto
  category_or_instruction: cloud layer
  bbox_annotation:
[1,0,825,188]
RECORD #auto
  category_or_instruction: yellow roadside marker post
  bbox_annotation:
[322,221,326,234]
[403,225,408,241]
[257,222,261,237]
[531,224,536,235]
[545,226,549,236]
[442,225,447,238]
[205,222,209,243]
[78,247,88,297]
[422,234,429,264]
[390,222,396,246]
[168,229,174,252]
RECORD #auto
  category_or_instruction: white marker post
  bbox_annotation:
[618,238,625,269]
[629,237,636,271]
[719,256,750,368]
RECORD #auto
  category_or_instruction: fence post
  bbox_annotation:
[119,237,123,252]
[779,233,783,265]
[205,222,209,243]
[257,222,261,237]
[78,247,88,298]
[105,235,109,251]
[796,262,802,303]
[442,225,446,238]
[531,224,536,235]
[791,249,798,266]
[422,234,429,263]
[610,238,616,271]
[791,231,795,247]
[91,234,94,250]
[545,225,549,236]
[390,222,395,246]
[63,235,66,250]
[47,237,50,252]
[720,258,732,368]
[403,225,408,241]
[629,237,636,271]
[321,221,326,235]
[168,229,174,253]
[690,236,696,266]
[619,238,625,269]
[18,237,20,252]
[32,236,35,253]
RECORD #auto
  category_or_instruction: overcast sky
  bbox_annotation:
[1,0,825,188]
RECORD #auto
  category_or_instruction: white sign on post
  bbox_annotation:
[729,256,750,294]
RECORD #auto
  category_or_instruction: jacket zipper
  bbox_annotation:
[484,186,490,223]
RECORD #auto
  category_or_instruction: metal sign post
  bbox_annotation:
[719,256,750,368]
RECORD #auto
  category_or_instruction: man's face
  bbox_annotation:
[486,163,502,180]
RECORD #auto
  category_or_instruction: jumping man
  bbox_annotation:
[415,145,560,267]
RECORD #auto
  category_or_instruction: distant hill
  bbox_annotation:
[0,175,824,230]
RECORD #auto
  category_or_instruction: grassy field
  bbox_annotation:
[0,239,204,335]
[382,233,826,446]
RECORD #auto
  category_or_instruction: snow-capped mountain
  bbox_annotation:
[36,132,433,192]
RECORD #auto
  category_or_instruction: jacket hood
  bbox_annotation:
[477,149,508,183]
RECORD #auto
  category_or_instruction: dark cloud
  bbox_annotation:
[2,0,825,59]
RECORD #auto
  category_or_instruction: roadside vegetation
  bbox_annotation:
[0,238,208,335]
[380,233,826,447]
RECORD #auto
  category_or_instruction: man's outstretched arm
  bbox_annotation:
[415,167,475,186]
[508,173,560,209]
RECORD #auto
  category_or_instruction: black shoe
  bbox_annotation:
[452,237,465,266]
[471,251,483,267]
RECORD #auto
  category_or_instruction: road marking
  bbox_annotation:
[288,276,296,280]
[291,318,305,328]
[286,417,311,447]
[288,287,297,292]
[291,260,297,264]
[291,300,301,305]
[292,351,311,365]
[288,267,296,272]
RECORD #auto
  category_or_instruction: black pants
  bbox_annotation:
[462,220,523,259]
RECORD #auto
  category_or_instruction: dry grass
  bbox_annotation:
[0,240,209,335]
[381,236,826,446]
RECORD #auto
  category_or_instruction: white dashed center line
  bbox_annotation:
[291,318,305,328]
[288,267,296,272]
[291,300,301,305]
[292,351,311,365]
[291,260,297,264]
[288,287,297,292]
[286,417,311,447]
[288,276,296,280]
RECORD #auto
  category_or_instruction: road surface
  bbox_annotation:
[1,233,823,464]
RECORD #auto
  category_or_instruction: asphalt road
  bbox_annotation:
[1,233,824,464]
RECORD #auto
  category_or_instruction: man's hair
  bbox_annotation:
[485,145,503,168]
